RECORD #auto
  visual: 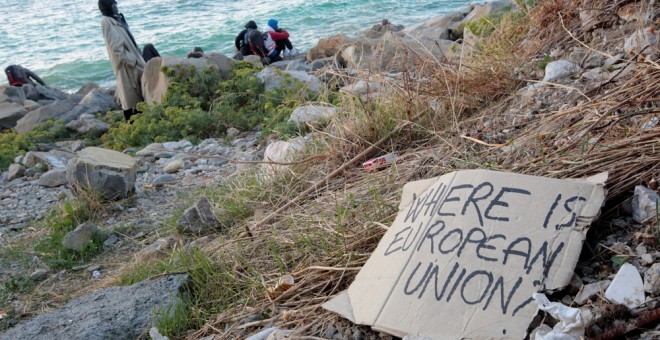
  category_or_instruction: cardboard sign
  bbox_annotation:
[324,170,607,339]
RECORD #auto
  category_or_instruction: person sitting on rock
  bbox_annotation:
[187,47,204,59]
[4,65,46,87]
[264,18,297,63]
[235,20,261,58]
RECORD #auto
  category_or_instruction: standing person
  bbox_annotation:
[98,0,145,121]
[264,18,295,63]
[4,65,46,87]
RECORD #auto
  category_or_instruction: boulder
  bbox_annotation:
[23,85,68,102]
[289,105,337,124]
[361,21,405,39]
[340,80,385,95]
[403,11,466,41]
[307,34,355,61]
[136,142,164,157]
[462,0,516,24]
[0,86,27,105]
[38,168,68,187]
[75,82,100,97]
[0,101,28,129]
[22,99,40,111]
[256,67,323,93]
[0,275,188,340]
[152,174,177,187]
[177,197,220,234]
[624,27,659,60]
[15,100,76,133]
[23,150,75,169]
[7,164,25,181]
[55,140,85,153]
[645,263,660,296]
[263,138,307,174]
[61,89,119,123]
[66,147,138,200]
[142,55,235,105]
[162,140,193,151]
[269,59,309,72]
[61,222,98,252]
[542,60,580,83]
[632,185,660,224]
[65,114,111,135]
[163,159,185,174]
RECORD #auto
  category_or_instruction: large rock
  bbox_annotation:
[163,159,185,174]
[645,263,660,296]
[0,275,188,340]
[361,21,405,39]
[61,222,98,252]
[177,197,220,234]
[142,54,235,106]
[269,59,309,72]
[624,27,659,60]
[307,34,355,61]
[7,164,25,181]
[403,11,466,42]
[66,147,137,200]
[462,0,516,24]
[75,82,100,97]
[1,86,27,105]
[15,100,76,133]
[256,67,323,93]
[542,60,580,83]
[38,168,68,187]
[23,85,68,102]
[632,185,660,224]
[65,114,110,135]
[61,89,119,123]
[289,105,337,124]
[0,100,28,129]
[263,138,307,174]
[23,150,76,169]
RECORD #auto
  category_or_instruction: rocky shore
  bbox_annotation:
[1,0,659,339]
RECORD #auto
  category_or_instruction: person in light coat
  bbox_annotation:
[98,0,145,120]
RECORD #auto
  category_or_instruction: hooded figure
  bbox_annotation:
[263,18,291,63]
[99,0,145,119]
[234,20,260,57]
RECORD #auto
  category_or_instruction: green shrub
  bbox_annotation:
[0,120,70,170]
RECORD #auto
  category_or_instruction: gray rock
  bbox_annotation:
[23,99,41,111]
[632,185,659,223]
[246,327,278,340]
[1,86,27,104]
[0,275,188,340]
[29,269,49,281]
[152,174,177,186]
[227,127,240,137]
[177,197,220,234]
[289,105,337,124]
[66,147,138,200]
[0,101,28,129]
[61,222,98,252]
[149,327,170,340]
[23,150,75,169]
[56,140,85,153]
[62,89,120,123]
[7,164,26,182]
[23,85,68,102]
[256,67,323,93]
[136,143,164,157]
[310,57,336,71]
[38,168,68,187]
[15,100,76,133]
[154,152,175,159]
[65,115,111,135]
[75,82,100,97]
[269,59,309,72]
[163,159,185,174]
[644,263,660,296]
[340,80,385,95]
[624,27,658,60]
[103,234,119,248]
[162,140,193,151]
[574,280,611,305]
[542,60,580,83]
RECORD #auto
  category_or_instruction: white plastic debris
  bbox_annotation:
[605,263,645,309]
[92,270,101,279]
[532,293,585,340]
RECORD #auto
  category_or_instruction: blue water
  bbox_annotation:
[0,0,473,92]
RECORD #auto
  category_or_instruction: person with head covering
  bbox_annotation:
[187,47,204,59]
[263,18,299,62]
[98,0,145,121]
[234,20,265,58]
[4,65,46,87]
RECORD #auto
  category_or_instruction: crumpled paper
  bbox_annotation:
[532,293,585,340]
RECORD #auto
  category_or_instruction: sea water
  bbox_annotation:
[0,0,473,92]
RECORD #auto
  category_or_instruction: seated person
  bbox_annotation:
[4,65,46,87]
[264,18,296,63]
[235,20,264,57]
[187,47,204,58]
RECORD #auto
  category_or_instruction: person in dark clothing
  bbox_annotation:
[142,43,160,63]
[187,47,204,58]
[4,65,46,87]
[235,20,259,57]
